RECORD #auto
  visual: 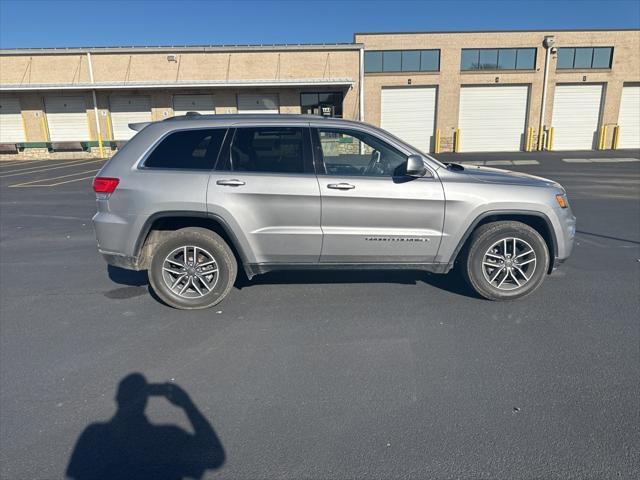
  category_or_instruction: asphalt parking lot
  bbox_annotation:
[1,151,639,479]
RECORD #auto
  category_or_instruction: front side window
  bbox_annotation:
[229,127,307,174]
[143,128,226,170]
[316,128,407,177]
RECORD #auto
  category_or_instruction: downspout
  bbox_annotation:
[359,46,364,122]
[538,36,555,151]
[87,52,104,158]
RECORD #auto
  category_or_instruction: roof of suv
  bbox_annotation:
[162,113,357,124]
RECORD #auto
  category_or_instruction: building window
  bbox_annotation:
[461,48,537,71]
[301,92,343,117]
[364,50,440,73]
[556,47,613,69]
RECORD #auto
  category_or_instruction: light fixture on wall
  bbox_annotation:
[167,54,178,63]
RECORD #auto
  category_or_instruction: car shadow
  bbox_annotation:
[66,373,225,480]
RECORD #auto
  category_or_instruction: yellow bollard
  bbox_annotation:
[40,114,50,142]
[612,125,620,149]
[597,125,607,150]
[434,128,441,154]
[525,127,533,152]
[537,128,545,151]
[546,127,554,151]
[97,133,105,158]
[454,128,460,153]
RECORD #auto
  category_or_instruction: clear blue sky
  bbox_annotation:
[1,0,639,48]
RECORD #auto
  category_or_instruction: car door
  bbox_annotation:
[207,125,322,264]
[312,125,445,263]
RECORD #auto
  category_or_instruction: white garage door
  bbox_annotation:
[458,85,529,152]
[110,95,152,140]
[617,85,640,149]
[173,94,215,116]
[237,94,279,114]
[0,98,25,143]
[551,84,603,150]
[44,96,90,141]
[381,87,436,153]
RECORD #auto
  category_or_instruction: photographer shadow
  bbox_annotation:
[67,373,225,480]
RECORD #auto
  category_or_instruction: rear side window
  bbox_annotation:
[229,127,309,174]
[144,128,227,170]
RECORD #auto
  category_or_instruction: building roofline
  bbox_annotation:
[0,43,364,56]
[353,28,640,40]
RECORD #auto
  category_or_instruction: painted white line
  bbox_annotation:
[562,158,593,163]
[9,175,97,188]
[562,157,639,163]
[485,160,513,166]
[460,161,485,165]
[0,159,105,178]
[0,159,51,168]
[9,169,99,187]
[512,160,540,165]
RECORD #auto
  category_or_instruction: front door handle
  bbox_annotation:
[216,179,245,187]
[327,183,355,190]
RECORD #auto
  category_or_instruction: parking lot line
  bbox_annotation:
[9,169,100,188]
[0,159,105,178]
[562,157,639,163]
[0,159,53,168]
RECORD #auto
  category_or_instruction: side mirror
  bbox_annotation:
[406,155,428,177]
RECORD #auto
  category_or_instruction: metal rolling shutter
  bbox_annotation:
[458,85,529,152]
[0,98,25,143]
[617,85,640,149]
[381,87,437,153]
[551,84,603,150]
[173,94,216,116]
[110,95,152,140]
[237,94,279,114]
[44,96,90,141]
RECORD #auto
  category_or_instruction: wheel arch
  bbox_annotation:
[134,211,252,273]
[448,210,558,274]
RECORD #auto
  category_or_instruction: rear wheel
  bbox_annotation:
[463,221,549,301]
[148,227,237,309]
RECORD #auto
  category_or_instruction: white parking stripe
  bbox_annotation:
[9,175,96,188]
[0,159,105,178]
[0,159,51,168]
[460,160,540,166]
[9,169,99,187]
[562,157,639,163]
[512,160,540,165]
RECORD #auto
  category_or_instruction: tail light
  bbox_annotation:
[93,177,120,194]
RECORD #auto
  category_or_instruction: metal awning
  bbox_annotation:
[0,78,354,92]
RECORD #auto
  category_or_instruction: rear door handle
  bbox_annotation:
[216,179,245,187]
[327,183,355,190]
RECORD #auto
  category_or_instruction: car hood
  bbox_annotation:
[459,165,560,188]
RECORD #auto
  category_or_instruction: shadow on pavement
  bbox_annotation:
[66,373,225,480]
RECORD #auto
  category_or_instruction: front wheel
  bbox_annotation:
[148,227,237,309]
[463,221,550,301]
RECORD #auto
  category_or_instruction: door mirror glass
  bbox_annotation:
[406,155,428,177]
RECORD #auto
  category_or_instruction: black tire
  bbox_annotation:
[463,221,550,301]
[148,227,237,309]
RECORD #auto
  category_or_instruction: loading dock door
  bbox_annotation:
[110,95,152,140]
[0,98,25,143]
[551,84,603,150]
[617,85,640,149]
[173,94,216,116]
[237,94,279,114]
[458,85,529,152]
[381,87,436,153]
[44,96,90,141]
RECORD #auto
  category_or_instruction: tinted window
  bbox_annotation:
[402,50,421,71]
[317,128,407,177]
[230,127,306,174]
[574,48,593,68]
[461,49,479,70]
[364,51,383,72]
[420,50,440,71]
[592,47,613,68]
[144,129,226,170]
[383,51,402,72]
[497,49,517,69]
[479,49,498,69]
[557,48,575,69]
[515,48,536,69]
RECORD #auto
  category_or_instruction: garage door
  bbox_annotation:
[551,84,603,150]
[173,94,215,116]
[617,85,640,149]
[110,95,152,140]
[458,85,529,152]
[237,94,279,114]
[44,96,90,141]
[0,98,25,143]
[381,87,436,153]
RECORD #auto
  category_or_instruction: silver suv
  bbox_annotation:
[93,114,575,309]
